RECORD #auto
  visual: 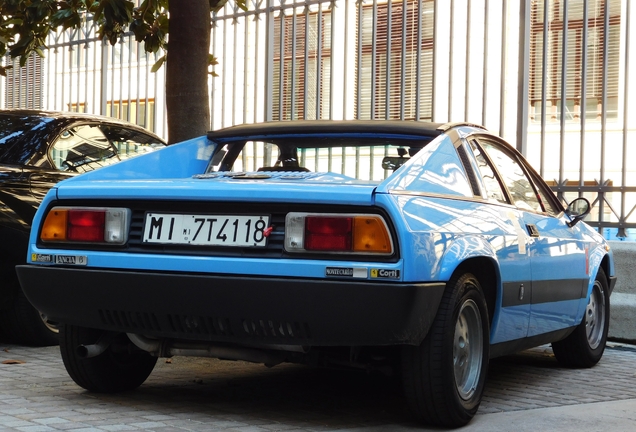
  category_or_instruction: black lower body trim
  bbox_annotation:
[17,265,446,347]
[490,327,575,359]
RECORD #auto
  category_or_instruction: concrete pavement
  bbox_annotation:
[0,342,635,431]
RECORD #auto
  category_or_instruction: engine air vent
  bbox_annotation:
[242,319,312,339]
[98,310,162,332]
[167,314,233,336]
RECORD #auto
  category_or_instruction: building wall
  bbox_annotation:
[1,0,634,235]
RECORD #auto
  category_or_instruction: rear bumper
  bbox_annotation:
[17,265,446,346]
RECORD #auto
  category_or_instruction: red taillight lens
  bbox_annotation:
[41,206,130,245]
[285,212,393,255]
[304,217,353,251]
[67,210,106,242]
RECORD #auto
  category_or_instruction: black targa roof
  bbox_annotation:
[206,120,486,148]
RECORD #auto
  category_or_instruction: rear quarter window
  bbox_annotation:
[381,135,474,197]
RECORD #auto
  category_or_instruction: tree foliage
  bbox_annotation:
[1,0,247,142]
[0,0,245,77]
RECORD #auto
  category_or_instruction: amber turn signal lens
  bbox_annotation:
[353,216,392,253]
[39,206,131,244]
[285,212,393,255]
[41,209,68,241]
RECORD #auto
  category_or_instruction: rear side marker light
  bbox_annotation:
[285,213,393,255]
[41,207,131,245]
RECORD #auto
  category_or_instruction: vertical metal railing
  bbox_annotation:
[1,0,634,236]
[527,0,634,238]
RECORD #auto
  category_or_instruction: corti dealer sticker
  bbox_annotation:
[31,253,53,263]
[370,268,400,279]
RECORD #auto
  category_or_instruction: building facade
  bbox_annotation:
[1,0,634,237]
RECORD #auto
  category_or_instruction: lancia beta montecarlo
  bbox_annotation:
[16,120,616,427]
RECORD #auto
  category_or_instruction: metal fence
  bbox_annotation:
[1,0,634,238]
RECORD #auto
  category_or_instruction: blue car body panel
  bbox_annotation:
[59,136,215,182]
[377,134,474,197]
[18,121,615,355]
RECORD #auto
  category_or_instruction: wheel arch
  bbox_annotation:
[450,257,499,329]
[436,236,500,327]
[588,244,613,297]
[599,253,613,289]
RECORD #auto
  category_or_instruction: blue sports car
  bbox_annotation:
[16,121,616,427]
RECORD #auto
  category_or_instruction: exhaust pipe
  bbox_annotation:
[126,333,290,367]
[77,332,300,367]
[76,333,115,358]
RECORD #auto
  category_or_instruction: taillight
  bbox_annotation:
[305,217,352,251]
[68,210,105,242]
[41,207,131,245]
[285,213,393,255]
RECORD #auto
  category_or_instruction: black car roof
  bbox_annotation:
[0,109,165,165]
[207,120,486,142]
[0,109,160,134]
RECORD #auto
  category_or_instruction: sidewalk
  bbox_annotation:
[0,342,635,431]
[468,399,636,432]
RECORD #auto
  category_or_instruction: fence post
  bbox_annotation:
[516,0,530,155]
[100,40,109,116]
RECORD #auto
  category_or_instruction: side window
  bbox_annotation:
[479,140,544,213]
[100,125,165,160]
[527,170,564,216]
[468,141,508,204]
[51,124,116,173]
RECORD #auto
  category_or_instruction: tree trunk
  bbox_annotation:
[166,0,211,144]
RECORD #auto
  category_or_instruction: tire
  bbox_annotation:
[552,267,610,368]
[59,324,157,392]
[401,273,490,427]
[0,274,59,346]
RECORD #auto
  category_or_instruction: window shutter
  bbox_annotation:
[529,0,621,120]
[273,9,332,121]
[3,54,43,109]
[356,0,434,121]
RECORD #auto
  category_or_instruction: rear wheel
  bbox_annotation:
[552,268,610,368]
[59,324,157,392]
[401,273,490,427]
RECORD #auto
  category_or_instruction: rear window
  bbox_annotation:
[206,136,430,182]
[207,134,472,196]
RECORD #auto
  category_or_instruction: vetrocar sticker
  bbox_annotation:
[325,267,367,278]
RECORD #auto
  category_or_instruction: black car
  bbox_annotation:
[0,109,165,345]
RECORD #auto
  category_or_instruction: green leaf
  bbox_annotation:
[235,0,248,12]
[150,54,166,73]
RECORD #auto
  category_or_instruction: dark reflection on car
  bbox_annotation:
[0,109,165,346]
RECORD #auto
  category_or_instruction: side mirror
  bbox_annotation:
[565,197,591,227]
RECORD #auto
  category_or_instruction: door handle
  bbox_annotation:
[526,224,540,237]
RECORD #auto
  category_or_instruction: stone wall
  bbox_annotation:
[607,241,636,343]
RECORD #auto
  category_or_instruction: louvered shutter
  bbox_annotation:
[529,0,621,121]
[273,9,332,121]
[356,0,434,121]
[4,54,43,109]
